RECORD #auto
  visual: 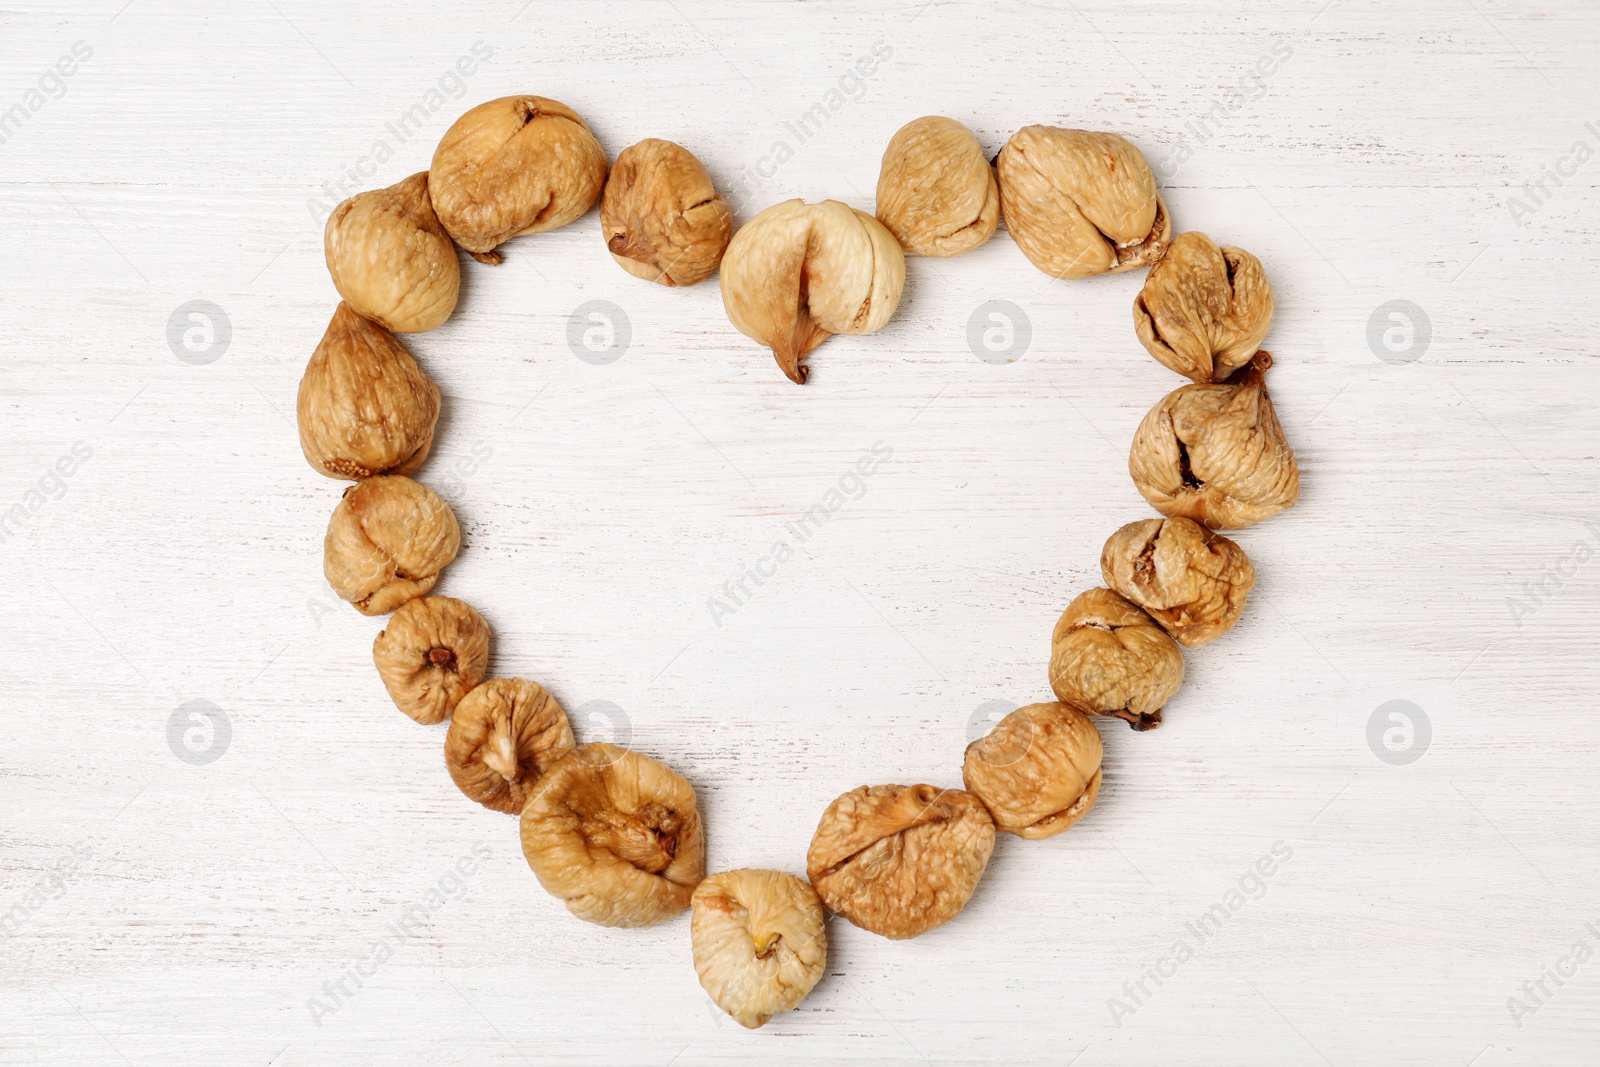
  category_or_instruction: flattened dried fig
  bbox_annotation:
[1134,231,1273,383]
[371,596,490,725]
[445,678,575,814]
[875,116,998,257]
[963,702,1102,839]
[324,172,460,333]
[1101,517,1254,647]
[601,138,732,287]
[1048,588,1183,731]
[806,783,994,939]
[323,475,460,615]
[691,869,826,1029]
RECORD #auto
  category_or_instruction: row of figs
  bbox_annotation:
[296,95,1303,1029]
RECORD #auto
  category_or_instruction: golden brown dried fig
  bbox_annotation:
[963,702,1102,839]
[324,172,460,333]
[1128,352,1300,529]
[875,116,998,257]
[1133,231,1273,383]
[444,678,575,814]
[996,125,1170,279]
[806,783,994,939]
[1048,588,1183,731]
[296,303,441,480]
[691,869,826,1029]
[323,475,460,615]
[719,198,905,384]
[428,95,608,264]
[1101,517,1255,647]
[371,596,490,725]
[520,743,704,927]
[600,138,732,287]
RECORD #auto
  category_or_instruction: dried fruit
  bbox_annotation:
[963,702,1102,839]
[806,783,994,939]
[600,138,732,287]
[875,116,998,257]
[371,596,490,725]
[719,198,906,384]
[296,303,441,480]
[1101,517,1255,647]
[1048,588,1183,731]
[444,678,575,814]
[1133,231,1273,383]
[323,475,459,616]
[996,125,1170,280]
[1128,351,1299,529]
[324,172,460,333]
[428,96,608,264]
[691,869,826,1028]
[520,743,704,927]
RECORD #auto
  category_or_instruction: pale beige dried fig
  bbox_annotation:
[1128,352,1299,529]
[691,869,826,1029]
[324,172,460,333]
[371,596,489,725]
[875,116,998,257]
[323,475,460,615]
[807,783,994,939]
[297,303,440,480]
[720,198,905,384]
[996,125,1170,279]
[1134,231,1273,383]
[429,96,608,264]
[1048,588,1183,731]
[444,678,575,814]
[520,743,704,927]
[600,138,731,287]
[963,702,1102,839]
[1101,517,1255,647]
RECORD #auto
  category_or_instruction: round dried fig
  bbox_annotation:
[444,678,575,814]
[996,125,1170,279]
[324,172,460,333]
[806,783,994,940]
[1134,231,1273,383]
[371,596,490,725]
[600,138,732,287]
[520,743,704,927]
[428,95,608,264]
[1048,588,1183,731]
[875,116,998,257]
[719,198,906,384]
[963,702,1102,839]
[323,475,459,616]
[1101,517,1255,647]
[296,303,441,480]
[1128,351,1300,529]
[691,869,826,1029]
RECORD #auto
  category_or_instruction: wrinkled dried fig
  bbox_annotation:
[1101,517,1255,647]
[720,198,906,384]
[691,869,826,1029]
[297,303,441,480]
[963,702,1102,839]
[520,743,704,927]
[1128,352,1300,529]
[1134,231,1273,383]
[324,172,460,333]
[1048,588,1183,731]
[875,116,998,257]
[807,783,994,939]
[600,138,731,287]
[371,596,490,725]
[428,96,608,263]
[996,125,1170,279]
[444,678,575,814]
[324,475,460,615]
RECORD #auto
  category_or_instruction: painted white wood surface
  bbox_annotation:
[3,1,1598,1063]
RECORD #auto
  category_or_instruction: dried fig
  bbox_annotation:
[296,303,441,480]
[1133,231,1273,383]
[371,596,490,725]
[445,678,575,814]
[323,475,459,615]
[806,783,994,940]
[1101,517,1254,647]
[520,743,704,927]
[996,125,1170,279]
[324,172,460,333]
[600,138,732,287]
[875,116,998,257]
[1128,351,1300,529]
[1048,588,1183,731]
[719,198,905,384]
[963,702,1102,839]
[691,869,826,1029]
